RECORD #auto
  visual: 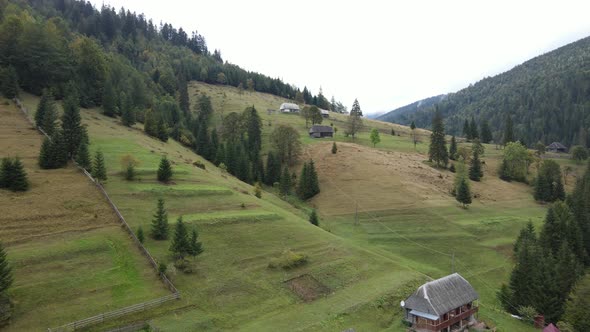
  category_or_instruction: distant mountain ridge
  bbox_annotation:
[378,36,590,147]
[377,94,447,123]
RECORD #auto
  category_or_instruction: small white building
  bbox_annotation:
[280,103,300,114]
[320,109,330,118]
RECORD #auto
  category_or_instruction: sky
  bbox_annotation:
[90,0,590,115]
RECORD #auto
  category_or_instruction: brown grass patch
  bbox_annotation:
[285,274,330,302]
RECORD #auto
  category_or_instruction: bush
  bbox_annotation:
[254,182,262,198]
[268,250,308,269]
[173,258,193,273]
[193,160,206,170]
[158,262,167,274]
[218,163,227,172]
[571,145,588,163]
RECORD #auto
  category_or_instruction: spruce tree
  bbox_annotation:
[102,77,117,117]
[151,198,169,240]
[503,115,514,146]
[137,226,145,244]
[332,142,337,154]
[469,151,483,181]
[170,216,190,259]
[265,151,280,186]
[188,228,203,258]
[75,138,91,171]
[279,167,291,196]
[449,135,457,160]
[297,162,309,199]
[309,209,319,226]
[481,120,493,143]
[428,108,449,168]
[463,119,471,139]
[61,93,83,158]
[92,150,107,182]
[156,118,169,142]
[309,160,320,197]
[157,156,172,182]
[38,137,53,169]
[36,89,57,136]
[456,178,472,208]
[564,275,590,332]
[121,105,136,127]
[9,158,29,192]
[0,242,12,294]
[469,117,479,139]
[1,66,18,99]
[0,158,11,189]
[50,130,68,168]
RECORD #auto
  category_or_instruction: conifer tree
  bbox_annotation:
[157,156,172,182]
[156,118,169,142]
[480,120,493,143]
[563,274,590,332]
[469,117,479,139]
[309,209,319,226]
[36,89,57,136]
[178,75,190,116]
[0,158,11,189]
[9,158,29,192]
[151,198,169,240]
[0,242,13,294]
[49,130,68,168]
[456,178,472,208]
[297,162,309,199]
[215,143,226,167]
[170,216,190,259]
[102,77,117,117]
[503,115,514,146]
[265,151,280,186]
[61,93,83,158]
[463,119,471,140]
[332,142,337,154]
[449,135,457,160]
[1,66,18,99]
[188,228,203,258]
[210,128,219,163]
[75,138,91,171]
[279,167,291,196]
[121,104,136,127]
[137,226,145,244]
[38,137,53,169]
[92,150,107,182]
[309,160,320,197]
[469,150,483,181]
[428,108,449,168]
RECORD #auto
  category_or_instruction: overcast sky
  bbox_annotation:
[90,0,590,115]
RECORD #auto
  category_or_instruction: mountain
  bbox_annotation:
[377,94,447,123]
[379,36,590,147]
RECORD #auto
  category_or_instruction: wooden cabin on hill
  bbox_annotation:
[402,273,479,332]
[309,125,334,138]
[546,142,567,153]
[280,102,300,114]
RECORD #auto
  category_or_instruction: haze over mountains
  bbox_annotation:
[378,36,590,147]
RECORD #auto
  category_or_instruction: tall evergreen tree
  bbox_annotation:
[564,274,590,332]
[463,119,471,139]
[456,178,472,208]
[243,106,262,156]
[157,156,172,182]
[48,130,68,168]
[264,151,280,186]
[279,167,291,196]
[35,89,57,136]
[469,150,483,181]
[75,138,91,170]
[38,137,53,169]
[309,209,319,226]
[178,75,190,116]
[347,99,363,140]
[170,216,191,259]
[92,150,107,182]
[449,135,457,160]
[151,198,169,240]
[8,158,29,192]
[188,228,203,258]
[0,242,13,294]
[480,120,493,143]
[121,102,136,127]
[0,66,18,98]
[469,117,479,139]
[102,76,117,117]
[156,118,169,142]
[0,158,12,189]
[503,115,514,146]
[428,108,449,167]
[61,93,83,158]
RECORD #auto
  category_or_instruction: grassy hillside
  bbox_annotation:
[0,101,168,331]
[12,83,566,331]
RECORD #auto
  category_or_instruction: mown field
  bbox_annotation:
[0,101,168,331]
[14,83,581,331]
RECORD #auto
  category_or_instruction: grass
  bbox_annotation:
[11,85,555,331]
[0,100,167,331]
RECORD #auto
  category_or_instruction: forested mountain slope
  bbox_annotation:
[377,94,446,123]
[380,36,590,147]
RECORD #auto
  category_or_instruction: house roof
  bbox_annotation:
[547,142,567,150]
[280,103,300,110]
[543,324,560,332]
[309,125,334,133]
[404,273,478,317]
[320,109,330,115]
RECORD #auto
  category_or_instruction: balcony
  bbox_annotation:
[413,306,478,332]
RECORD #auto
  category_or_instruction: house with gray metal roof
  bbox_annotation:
[402,273,479,332]
[279,103,300,114]
[546,142,567,153]
[309,125,334,138]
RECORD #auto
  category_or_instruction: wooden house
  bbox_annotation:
[546,142,567,153]
[402,273,479,332]
[280,102,300,114]
[320,109,330,118]
[309,125,334,138]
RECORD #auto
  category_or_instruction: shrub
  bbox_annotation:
[268,250,308,269]
[158,262,167,274]
[218,163,227,172]
[193,160,206,170]
[571,145,588,163]
[173,258,193,273]
[254,182,262,198]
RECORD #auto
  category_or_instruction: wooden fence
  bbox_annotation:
[12,98,180,330]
